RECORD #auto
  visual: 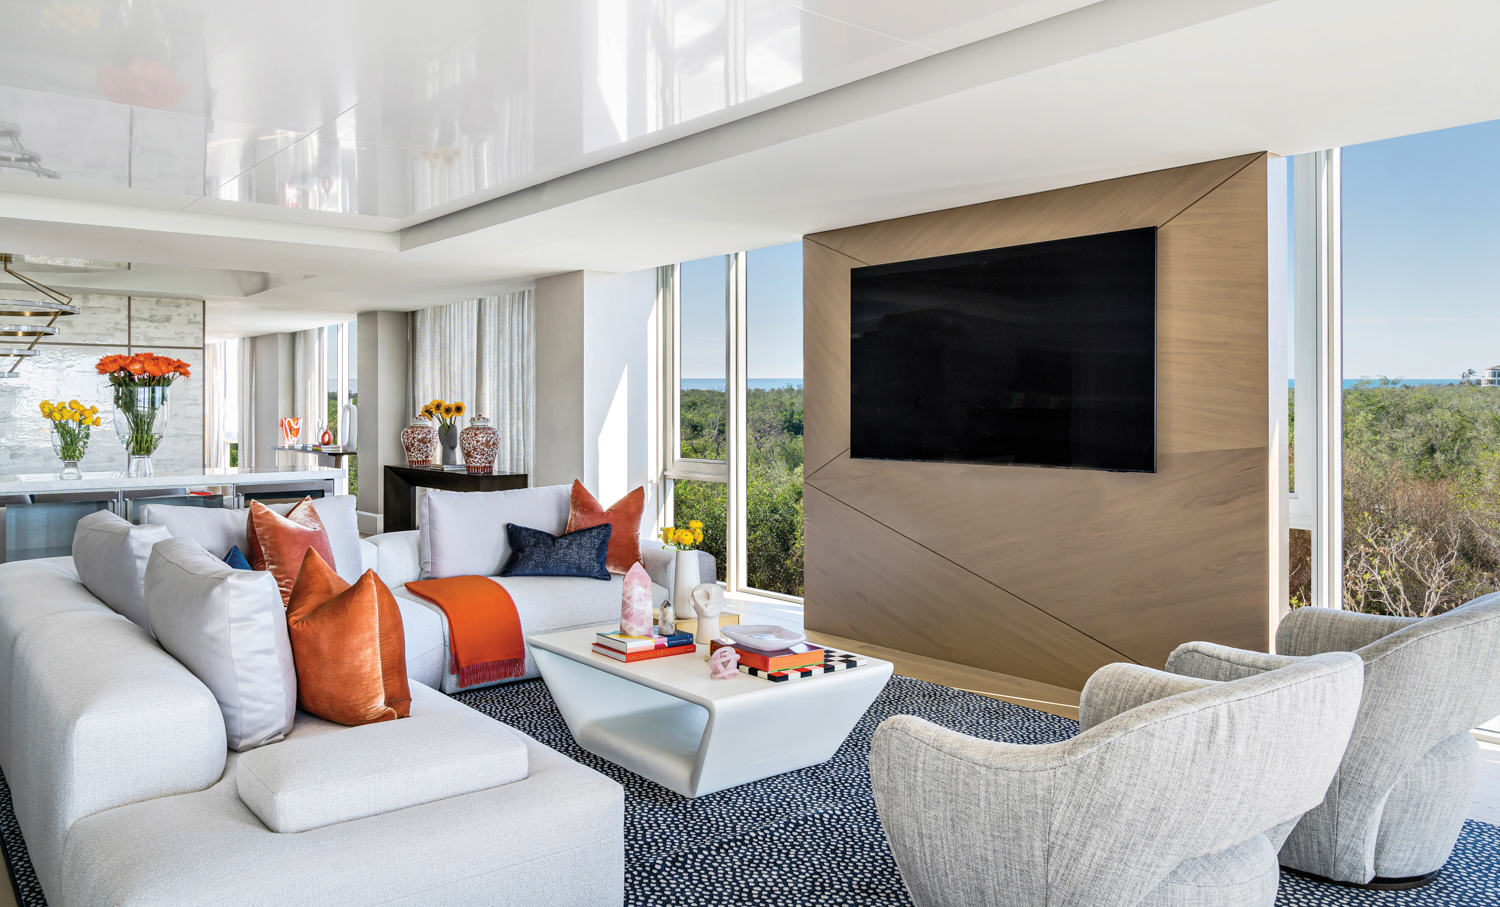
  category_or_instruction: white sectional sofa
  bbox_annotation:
[370,484,717,693]
[0,493,635,907]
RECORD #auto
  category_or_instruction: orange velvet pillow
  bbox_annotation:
[247,498,336,605]
[286,549,411,726]
[565,481,644,574]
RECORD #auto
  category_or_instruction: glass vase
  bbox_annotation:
[113,384,170,478]
[50,424,89,480]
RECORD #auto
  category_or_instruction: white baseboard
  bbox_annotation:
[356,510,383,536]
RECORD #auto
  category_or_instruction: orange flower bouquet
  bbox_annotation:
[98,353,192,476]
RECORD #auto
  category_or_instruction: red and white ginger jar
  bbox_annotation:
[459,416,500,475]
[401,418,438,467]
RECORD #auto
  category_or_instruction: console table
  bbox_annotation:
[382,465,528,532]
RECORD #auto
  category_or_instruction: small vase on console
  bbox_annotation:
[459,416,499,475]
[401,418,437,467]
[438,425,458,467]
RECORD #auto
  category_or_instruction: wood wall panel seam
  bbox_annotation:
[801,235,871,266]
[806,478,1137,665]
[804,448,850,483]
[1157,152,1268,231]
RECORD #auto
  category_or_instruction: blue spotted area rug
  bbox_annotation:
[0,676,1496,906]
[455,676,1500,907]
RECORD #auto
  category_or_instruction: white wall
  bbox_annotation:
[583,269,659,526]
[533,268,660,531]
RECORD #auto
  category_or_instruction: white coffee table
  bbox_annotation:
[527,626,893,797]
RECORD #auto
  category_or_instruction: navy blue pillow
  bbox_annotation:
[500,523,611,580]
[223,545,252,570]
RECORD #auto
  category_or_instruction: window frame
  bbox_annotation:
[659,252,804,606]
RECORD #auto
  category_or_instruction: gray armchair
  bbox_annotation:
[870,653,1365,907]
[1167,594,1500,888]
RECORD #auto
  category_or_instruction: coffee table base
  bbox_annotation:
[533,646,892,797]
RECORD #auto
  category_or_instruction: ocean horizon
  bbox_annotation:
[1286,378,1479,389]
[682,379,802,391]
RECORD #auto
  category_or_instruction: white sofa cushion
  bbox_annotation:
[70,510,172,633]
[418,486,569,580]
[235,683,528,833]
[7,606,226,899]
[141,496,366,584]
[144,538,297,751]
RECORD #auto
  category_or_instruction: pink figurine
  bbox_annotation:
[708,645,740,680]
[620,563,655,638]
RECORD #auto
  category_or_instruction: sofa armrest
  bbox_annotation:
[367,530,421,588]
[1078,663,1219,731]
[1276,607,1419,656]
[235,684,527,833]
[1166,641,1302,682]
[358,538,378,575]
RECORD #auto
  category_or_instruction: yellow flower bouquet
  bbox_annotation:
[420,399,466,465]
[40,399,101,479]
[658,520,705,551]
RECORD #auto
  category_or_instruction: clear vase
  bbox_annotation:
[50,425,89,480]
[113,385,170,469]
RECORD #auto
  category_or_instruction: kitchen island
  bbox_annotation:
[0,466,345,562]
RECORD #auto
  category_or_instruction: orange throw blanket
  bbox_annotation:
[404,577,527,687]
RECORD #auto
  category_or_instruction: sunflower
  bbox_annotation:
[453,401,465,416]
[442,403,456,418]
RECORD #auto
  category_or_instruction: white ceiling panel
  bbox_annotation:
[777,0,1102,50]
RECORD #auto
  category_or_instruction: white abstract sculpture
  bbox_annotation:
[691,583,728,645]
[620,563,655,637]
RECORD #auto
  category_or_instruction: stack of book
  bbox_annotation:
[592,629,696,662]
[709,639,871,682]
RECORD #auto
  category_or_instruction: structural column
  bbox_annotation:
[356,311,410,534]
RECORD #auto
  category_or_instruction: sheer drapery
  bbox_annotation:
[236,337,255,468]
[411,291,534,475]
[203,341,228,469]
[292,328,326,459]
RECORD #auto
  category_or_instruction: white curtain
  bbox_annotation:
[292,328,327,455]
[203,342,228,469]
[236,337,255,468]
[412,291,534,475]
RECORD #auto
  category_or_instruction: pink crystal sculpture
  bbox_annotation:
[620,563,654,637]
[708,645,740,680]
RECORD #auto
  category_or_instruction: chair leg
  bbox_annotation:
[1284,867,1441,891]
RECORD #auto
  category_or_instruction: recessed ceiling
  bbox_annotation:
[0,0,1498,341]
[0,0,1094,226]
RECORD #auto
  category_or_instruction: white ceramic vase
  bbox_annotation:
[672,549,700,622]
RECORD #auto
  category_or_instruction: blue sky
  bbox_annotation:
[680,241,803,380]
[1343,119,1500,379]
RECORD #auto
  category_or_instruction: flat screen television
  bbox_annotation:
[849,226,1157,472]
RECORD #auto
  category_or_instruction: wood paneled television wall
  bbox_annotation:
[803,154,1285,690]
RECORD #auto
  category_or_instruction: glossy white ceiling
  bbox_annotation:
[0,0,1095,226]
[2,0,1500,340]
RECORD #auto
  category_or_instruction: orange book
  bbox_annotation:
[591,643,698,663]
[710,639,825,671]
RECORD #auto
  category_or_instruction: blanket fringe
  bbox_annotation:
[455,656,528,688]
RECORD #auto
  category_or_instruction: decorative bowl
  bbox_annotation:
[721,624,807,652]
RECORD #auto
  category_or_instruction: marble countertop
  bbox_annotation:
[0,466,345,494]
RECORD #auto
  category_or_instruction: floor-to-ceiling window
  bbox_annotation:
[664,241,804,601]
[1290,120,1500,617]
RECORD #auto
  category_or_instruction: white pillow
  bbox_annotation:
[71,510,173,634]
[419,486,569,580]
[142,496,363,584]
[144,538,297,752]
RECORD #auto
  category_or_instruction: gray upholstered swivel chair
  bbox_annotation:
[1166,594,1500,889]
[870,653,1365,907]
